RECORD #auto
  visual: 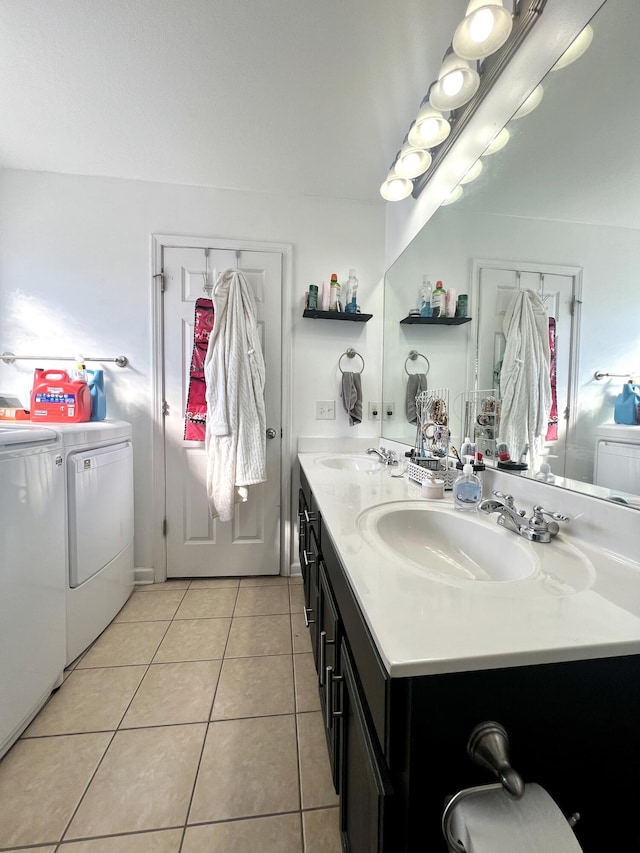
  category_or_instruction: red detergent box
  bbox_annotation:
[30,369,92,423]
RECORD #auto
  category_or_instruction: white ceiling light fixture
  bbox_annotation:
[407,103,451,149]
[511,83,544,119]
[453,0,514,61]
[482,126,510,155]
[441,185,464,206]
[394,143,433,180]
[459,158,483,184]
[380,168,413,202]
[429,51,480,112]
[551,24,593,71]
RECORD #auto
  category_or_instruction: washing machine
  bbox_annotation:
[0,426,66,758]
[593,423,640,496]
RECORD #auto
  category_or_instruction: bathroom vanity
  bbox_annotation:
[298,453,640,852]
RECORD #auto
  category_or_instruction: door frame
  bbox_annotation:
[151,233,293,582]
[469,257,583,472]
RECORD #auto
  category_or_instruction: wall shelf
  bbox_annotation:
[303,309,372,323]
[400,316,472,326]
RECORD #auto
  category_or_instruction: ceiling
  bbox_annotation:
[0,0,468,202]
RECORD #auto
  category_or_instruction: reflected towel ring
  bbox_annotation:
[339,347,365,374]
[405,350,430,376]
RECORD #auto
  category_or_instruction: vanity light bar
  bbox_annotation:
[381,0,548,202]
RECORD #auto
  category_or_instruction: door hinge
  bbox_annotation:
[570,296,582,316]
[153,271,165,292]
[162,519,167,536]
[162,400,169,416]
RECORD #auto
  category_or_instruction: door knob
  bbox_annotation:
[266,428,277,439]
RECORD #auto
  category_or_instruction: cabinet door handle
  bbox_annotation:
[304,509,317,525]
[329,670,344,719]
[302,549,315,570]
[325,664,334,724]
[319,631,327,686]
[303,606,315,628]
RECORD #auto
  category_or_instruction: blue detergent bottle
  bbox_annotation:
[86,369,106,420]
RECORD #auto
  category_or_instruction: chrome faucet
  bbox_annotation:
[366,447,398,466]
[479,491,570,543]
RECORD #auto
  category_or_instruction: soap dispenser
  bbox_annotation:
[453,455,482,511]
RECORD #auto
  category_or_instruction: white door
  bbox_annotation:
[476,263,577,477]
[162,246,282,578]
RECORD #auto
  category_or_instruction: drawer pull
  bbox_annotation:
[328,669,344,719]
[304,509,317,525]
[302,549,316,569]
[319,631,327,685]
[303,606,315,628]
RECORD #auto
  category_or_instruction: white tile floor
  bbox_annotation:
[0,577,341,853]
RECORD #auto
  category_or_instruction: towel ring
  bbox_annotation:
[339,347,365,374]
[405,350,430,376]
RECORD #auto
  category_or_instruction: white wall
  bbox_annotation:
[0,169,385,570]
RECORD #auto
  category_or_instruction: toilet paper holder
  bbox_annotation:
[442,721,580,853]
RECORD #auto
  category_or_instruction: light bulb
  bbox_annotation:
[408,106,451,149]
[441,185,463,206]
[512,84,543,120]
[395,145,432,179]
[469,7,495,43]
[380,173,413,201]
[552,24,593,71]
[482,127,509,155]
[459,159,483,184]
[442,70,464,97]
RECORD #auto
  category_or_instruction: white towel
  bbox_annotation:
[204,269,266,522]
[499,290,551,471]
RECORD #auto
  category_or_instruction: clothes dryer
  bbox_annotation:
[55,421,135,664]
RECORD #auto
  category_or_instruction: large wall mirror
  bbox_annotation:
[382,0,639,507]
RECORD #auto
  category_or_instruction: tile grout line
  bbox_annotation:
[176,580,240,852]
[54,588,190,847]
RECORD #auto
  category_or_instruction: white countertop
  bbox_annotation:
[299,452,640,678]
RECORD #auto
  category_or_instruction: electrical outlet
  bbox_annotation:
[368,402,381,420]
[383,402,395,420]
[316,400,335,420]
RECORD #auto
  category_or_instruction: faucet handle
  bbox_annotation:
[533,506,570,523]
[492,491,526,517]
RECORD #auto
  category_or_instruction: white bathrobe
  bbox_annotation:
[499,289,551,470]
[204,269,267,522]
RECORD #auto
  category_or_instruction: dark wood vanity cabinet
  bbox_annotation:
[298,469,640,852]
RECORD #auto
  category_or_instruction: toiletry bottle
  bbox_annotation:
[418,276,432,317]
[73,360,87,383]
[329,273,340,311]
[344,269,359,313]
[308,284,318,310]
[453,456,482,511]
[460,436,473,458]
[431,280,446,318]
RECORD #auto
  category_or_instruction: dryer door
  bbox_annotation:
[68,441,134,588]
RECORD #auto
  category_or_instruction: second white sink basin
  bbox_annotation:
[319,455,382,472]
[357,502,537,583]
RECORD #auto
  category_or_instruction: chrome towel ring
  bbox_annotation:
[339,347,365,374]
[405,350,430,375]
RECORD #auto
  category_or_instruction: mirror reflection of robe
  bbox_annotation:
[499,290,551,470]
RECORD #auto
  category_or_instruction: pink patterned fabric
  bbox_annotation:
[184,298,214,441]
[546,316,558,442]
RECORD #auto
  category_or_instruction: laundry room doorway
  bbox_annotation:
[152,236,292,580]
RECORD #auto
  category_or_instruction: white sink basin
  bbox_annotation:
[357,502,536,582]
[319,455,382,472]
[357,502,596,593]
